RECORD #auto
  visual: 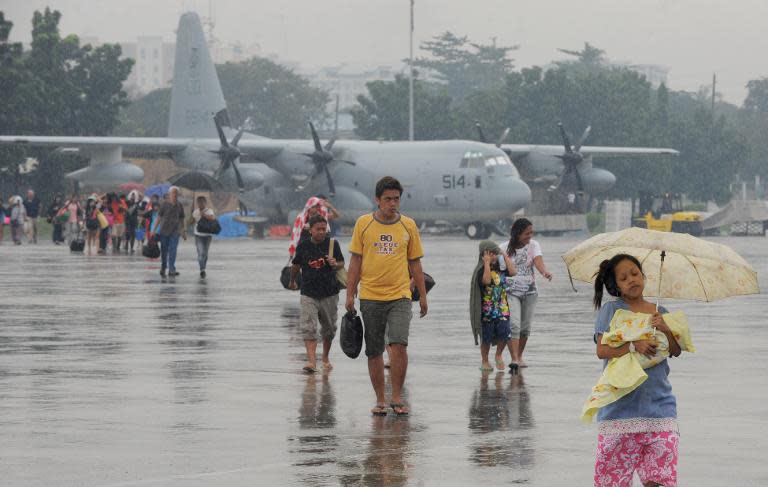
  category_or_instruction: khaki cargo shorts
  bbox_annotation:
[299,294,339,341]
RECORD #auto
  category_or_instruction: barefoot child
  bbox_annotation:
[289,215,345,373]
[470,240,517,372]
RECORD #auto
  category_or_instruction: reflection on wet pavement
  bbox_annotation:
[468,372,534,474]
[1,237,766,486]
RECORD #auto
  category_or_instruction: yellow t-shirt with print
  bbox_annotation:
[349,213,424,301]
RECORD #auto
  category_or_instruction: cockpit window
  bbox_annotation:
[486,155,511,167]
[459,151,486,169]
[460,152,517,175]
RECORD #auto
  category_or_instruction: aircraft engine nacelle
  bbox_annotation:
[328,186,374,225]
[580,167,616,195]
[66,162,144,187]
[217,164,264,191]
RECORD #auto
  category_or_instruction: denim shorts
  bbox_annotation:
[481,318,511,345]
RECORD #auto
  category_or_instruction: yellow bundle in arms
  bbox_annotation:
[581,309,695,423]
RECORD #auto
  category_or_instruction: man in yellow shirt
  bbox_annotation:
[346,176,428,416]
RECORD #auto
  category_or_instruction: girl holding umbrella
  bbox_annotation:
[564,227,759,487]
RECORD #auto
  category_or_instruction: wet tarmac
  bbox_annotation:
[1,235,766,486]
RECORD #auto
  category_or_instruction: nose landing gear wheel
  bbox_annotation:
[466,222,491,240]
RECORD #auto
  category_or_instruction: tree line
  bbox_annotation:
[352,37,758,203]
[0,9,132,200]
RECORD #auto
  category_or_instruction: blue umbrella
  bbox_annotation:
[145,183,170,198]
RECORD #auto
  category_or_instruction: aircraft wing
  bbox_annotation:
[0,135,287,161]
[501,144,679,159]
[0,135,192,155]
[235,139,288,162]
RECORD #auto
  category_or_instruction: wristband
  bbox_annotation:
[628,342,636,353]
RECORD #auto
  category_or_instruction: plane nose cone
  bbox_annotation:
[506,178,531,211]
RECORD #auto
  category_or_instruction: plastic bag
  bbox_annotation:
[340,310,364,359]
[411,272,436,301]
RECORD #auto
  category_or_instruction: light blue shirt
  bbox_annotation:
[594,299,677,422]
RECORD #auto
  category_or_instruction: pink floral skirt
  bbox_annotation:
[594,431,678,486]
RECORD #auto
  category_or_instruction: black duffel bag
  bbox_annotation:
[142,240,160,259]
[280,263,301,290]
[411,272,436,301]
[196,217,221,235]
[340,310,364,359]
[69,238,85,252]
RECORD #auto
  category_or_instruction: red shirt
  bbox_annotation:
[111,201,127,224]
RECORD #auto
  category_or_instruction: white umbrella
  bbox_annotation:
[563,227,759,305]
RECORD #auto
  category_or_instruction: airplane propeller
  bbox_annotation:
[549,121,591,193]
[474,120,510,147]
[210,110,246,193]
[300,120,355,197]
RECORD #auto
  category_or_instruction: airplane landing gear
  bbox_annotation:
[465,221,491,240]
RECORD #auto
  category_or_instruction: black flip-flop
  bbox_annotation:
[302,365,317,374]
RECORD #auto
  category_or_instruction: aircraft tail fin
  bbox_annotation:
[168,11,229,138]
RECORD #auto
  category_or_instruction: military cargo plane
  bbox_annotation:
[0,12,677,240]
[0,11,530,239]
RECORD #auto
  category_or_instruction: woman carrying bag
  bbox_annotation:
[190,196,219,278]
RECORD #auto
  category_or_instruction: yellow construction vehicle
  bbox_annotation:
[634,211,703,236]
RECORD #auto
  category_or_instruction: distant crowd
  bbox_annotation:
[0,188,158,252]
[0,186,220,279]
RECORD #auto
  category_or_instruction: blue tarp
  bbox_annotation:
[145,183,170,198]
[215,211,257,239]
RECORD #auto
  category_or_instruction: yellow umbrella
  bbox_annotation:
[562,227,759,304]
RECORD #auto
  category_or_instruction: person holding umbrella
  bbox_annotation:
[590,254,681,487]
[563,227,760,487]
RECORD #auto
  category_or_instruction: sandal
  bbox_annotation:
[371,403,388,416]
[508,363,519,375]
[390,403,409,416]
[494,357,505,370]
[302,365,317,374]
[479,364,494,372]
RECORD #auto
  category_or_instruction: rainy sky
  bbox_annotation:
[2,0,765,104]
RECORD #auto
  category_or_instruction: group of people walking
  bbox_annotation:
[289,175,682,486]
[1,186,219,279]
[149,186,221,279]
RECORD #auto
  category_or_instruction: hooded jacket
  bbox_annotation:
[469,240,502,345]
